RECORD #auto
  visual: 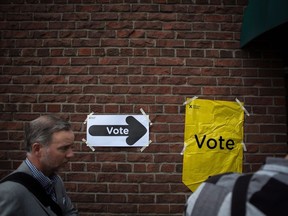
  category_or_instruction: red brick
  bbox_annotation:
[67,173,96,182]
[78,183,107,193]
[97,194,126,203]
[108,204,137,213]
[139,204,169,214]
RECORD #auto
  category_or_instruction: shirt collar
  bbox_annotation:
[25,158,58,190]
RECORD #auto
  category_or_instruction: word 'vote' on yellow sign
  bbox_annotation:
[182,98,244,192]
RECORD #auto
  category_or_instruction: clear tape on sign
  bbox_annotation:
[140,140,152,152]
[242,142,247,151]
[235,98,250,116]
[83,112,94,124]
[180,142,187,155]
[82,138,95,152]
[183,96,198,106]
[140,108,152,126]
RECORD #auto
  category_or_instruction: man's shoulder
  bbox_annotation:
[1,176,29,189]
[206,172,242,189]
[0,179,31,200]
[0,165,34,195]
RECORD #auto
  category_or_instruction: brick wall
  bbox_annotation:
[0,1,287,215]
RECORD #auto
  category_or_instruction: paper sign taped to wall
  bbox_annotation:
[87,115,149,147]
[182,98,244,192]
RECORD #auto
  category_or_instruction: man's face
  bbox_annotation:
[40,130,75,176]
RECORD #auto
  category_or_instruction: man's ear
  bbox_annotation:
[31,143,42,156]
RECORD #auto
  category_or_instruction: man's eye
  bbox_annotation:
[59,146,70,152]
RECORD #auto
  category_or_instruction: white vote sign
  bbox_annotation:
[86,115,149,147]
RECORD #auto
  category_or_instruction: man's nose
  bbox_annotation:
[66,148,74,158]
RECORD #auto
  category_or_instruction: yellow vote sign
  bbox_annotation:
[182,98,244,192]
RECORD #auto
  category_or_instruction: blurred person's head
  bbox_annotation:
[25,115,75,176]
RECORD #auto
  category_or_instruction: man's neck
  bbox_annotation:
[26,154,53,177]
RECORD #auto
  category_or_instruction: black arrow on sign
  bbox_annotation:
[88,116,147,145]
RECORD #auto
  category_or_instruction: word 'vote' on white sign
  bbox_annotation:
[86,115,149,147]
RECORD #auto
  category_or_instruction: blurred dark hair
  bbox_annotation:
[25,115,72,152]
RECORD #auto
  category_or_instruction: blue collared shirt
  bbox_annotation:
[25,158,58,201]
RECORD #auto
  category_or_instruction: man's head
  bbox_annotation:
[25,115,75,176]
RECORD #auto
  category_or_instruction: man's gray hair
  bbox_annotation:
[25,115,72,152]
